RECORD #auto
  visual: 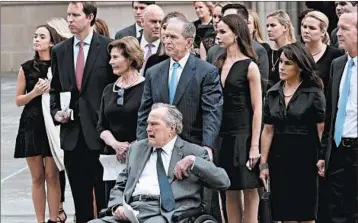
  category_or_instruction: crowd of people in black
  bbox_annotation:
[13,1,357,223]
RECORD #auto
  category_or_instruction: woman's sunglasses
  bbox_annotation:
[117,88,124,106]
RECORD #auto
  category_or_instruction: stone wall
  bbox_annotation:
[0,1,306,72]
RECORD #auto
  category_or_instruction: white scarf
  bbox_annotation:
[41,67,64,171]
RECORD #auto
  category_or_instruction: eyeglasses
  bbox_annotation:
[117,88,124,106]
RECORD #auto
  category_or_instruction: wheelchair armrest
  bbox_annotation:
[172,207,203,222]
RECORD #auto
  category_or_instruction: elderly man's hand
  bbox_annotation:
[113,206,128,221]
[174,155,196,180]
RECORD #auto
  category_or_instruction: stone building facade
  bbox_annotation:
[1,1,306,72]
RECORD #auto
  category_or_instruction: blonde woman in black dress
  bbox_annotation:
[266,10,296,89]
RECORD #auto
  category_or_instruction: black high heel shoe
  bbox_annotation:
[47,220,57,223]
[57,208,67,223]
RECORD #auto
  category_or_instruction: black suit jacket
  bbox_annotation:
[136,54,223,152]
[115,24,136,40]
[50,32,116,151]
[143,53,169,77]
[320,54,348,171]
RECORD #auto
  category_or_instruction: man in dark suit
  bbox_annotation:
[330,1,357,48]
[137,16,223,161]
[114,1,155,40]
[89,103,230,223]
[317,11,357,223]
[137,4,165,74]
[50,2,116,222]
[206,3,269,93]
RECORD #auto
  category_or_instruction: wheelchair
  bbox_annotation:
[99,205,218,223]
[98,188,219,223]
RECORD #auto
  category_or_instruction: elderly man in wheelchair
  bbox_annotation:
[89,103,230,223]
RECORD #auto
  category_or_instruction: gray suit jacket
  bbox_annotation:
[206,40,269,92]
[330,27,339,49]
[107,137,230,222]
[320,54,348,172]
[136,54,223,152]
[115,24,137,40]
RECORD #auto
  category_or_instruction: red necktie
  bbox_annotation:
[75,41,84,90]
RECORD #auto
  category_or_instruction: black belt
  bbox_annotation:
[341,137,358,147]
[131,194,160,202]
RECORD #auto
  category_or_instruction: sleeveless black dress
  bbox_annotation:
[219,59,260,190]
[14,59,52,158]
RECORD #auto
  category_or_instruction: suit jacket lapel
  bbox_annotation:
[80,33,100,94]
[159,59,171,103]
[168,137,184,184]
[332,55,348,113]
[65,38,76,90]
[173,54,196,105]
[131,24,137,37]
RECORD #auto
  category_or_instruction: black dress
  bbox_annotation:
[315,45,344,96]
[263,81,326,221]
[97,80,145,205]
[201,31,216,53]
[193,19,214,50]
[219,59,260,190]
[97,81,145,154]
[14,59,52,158]
[267,48,283,89]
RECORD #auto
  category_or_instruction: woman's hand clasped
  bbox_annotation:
[112,141,130,162]
[33,78,50,96]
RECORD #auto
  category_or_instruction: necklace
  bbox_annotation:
[112,73,141,92]
[271,50,280,72]
[283,80,303,97]
[311,45,325,57]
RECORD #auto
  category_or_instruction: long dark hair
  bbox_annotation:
[215,14,258,69]
[281,42,323,89]
[33,25,65,76]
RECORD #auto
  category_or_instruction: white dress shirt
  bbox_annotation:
[135,23,143,38]
[168,52,191,85]
[140,36,160,57]
[132,136,177,196]
[339,55,357,138]
[73,30,93,68]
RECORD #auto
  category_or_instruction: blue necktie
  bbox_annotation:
[169,62,180,104]
[334,59,354,147]
[156,148,175,212]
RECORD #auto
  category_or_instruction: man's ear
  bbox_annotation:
[87,13,95,24]
[187,38,194,48]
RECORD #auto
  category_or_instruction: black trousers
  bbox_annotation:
[328,139,358,223]
[64,130,102,223]
[59,170,66,203]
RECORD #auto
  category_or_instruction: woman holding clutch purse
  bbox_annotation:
[97,36,145,205]
[259,42,325,223]
[14,24,66,223]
